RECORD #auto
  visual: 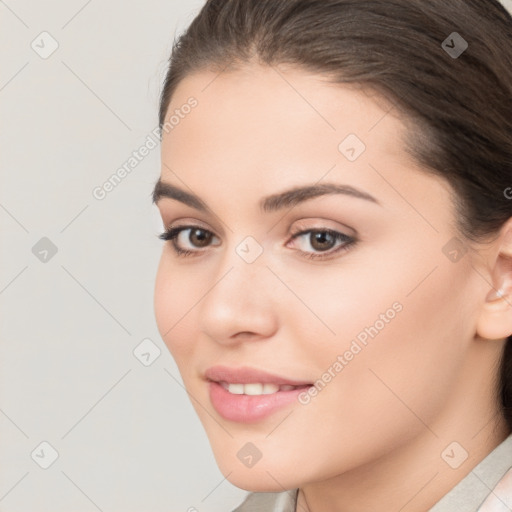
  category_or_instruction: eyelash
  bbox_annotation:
[158,224,357,261]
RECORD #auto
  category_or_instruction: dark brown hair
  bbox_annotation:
[158,0,512,429]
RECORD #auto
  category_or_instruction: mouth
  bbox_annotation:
[216,381,311,395]
[204,365,314,423]
[204,364,313,387]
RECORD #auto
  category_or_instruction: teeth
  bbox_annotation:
[262,383,280,394]
[244,383,264,395]
[227,383,244,394]
[221,382,298,395]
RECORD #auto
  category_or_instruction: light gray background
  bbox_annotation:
[1,1,511,511]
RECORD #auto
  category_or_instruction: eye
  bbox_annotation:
[158,224,357,261]
[287,228,357,260]
[158,225,220,257]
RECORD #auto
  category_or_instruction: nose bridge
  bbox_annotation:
[214,232,269,295]
[207,236,268,311]
[198,235,278,342]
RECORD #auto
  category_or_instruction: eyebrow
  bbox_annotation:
[152,178,380,213]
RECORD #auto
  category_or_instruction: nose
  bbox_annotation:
[198,247,279,345]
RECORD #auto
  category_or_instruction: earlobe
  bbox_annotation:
[486,286,508,302]
[476,219,512,341]
[477,291,512,341]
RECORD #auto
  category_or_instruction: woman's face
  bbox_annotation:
[153,64,490,491]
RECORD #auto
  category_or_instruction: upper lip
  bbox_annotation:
[204,365,312,386]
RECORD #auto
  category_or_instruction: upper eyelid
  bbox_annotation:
[161,215,355,234]
[163,222,351,234]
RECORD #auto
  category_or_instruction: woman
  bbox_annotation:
[152,0,512,510]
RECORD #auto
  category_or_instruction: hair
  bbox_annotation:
[158,0,512,430]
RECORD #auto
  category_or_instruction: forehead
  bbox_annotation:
[168,66,399,157]
[159,64,452,220]
[163,63,407,159]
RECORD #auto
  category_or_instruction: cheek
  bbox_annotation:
[240,263,471,485]
[283,239,471,429]
[154,255,198,362]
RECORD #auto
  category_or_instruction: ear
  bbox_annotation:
[476,217,512,341]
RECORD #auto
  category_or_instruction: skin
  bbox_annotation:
[153,63,512,512]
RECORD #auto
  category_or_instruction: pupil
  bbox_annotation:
[191,229,210,247]
[312,231,334,251]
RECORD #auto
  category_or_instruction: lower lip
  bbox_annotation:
[208,381,312,423]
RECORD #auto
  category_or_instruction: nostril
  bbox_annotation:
[235,331,257,338]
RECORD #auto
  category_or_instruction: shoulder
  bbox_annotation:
[478,466,512,510]
[231,489,298,512]
[430,432,512,511]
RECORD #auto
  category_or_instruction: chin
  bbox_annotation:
[213,454,302,492]
[225,474,294,493]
